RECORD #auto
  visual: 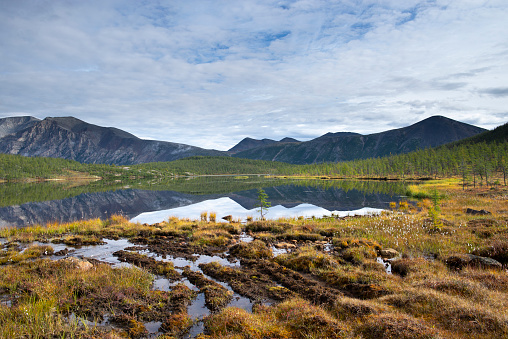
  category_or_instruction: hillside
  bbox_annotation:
[228,137,300,153]
[444,121,508,147]
[0,116,226,165]
[233,116,487,164]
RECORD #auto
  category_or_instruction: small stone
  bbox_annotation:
[466,208,491,215]
[54,248,70,256]
[62,257,93,271]
[445,254,502,270]
[379,248,399,259]
[275,242,296,249]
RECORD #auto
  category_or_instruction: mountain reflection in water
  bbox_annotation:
[0,178,405,227]
[131,197,384,224]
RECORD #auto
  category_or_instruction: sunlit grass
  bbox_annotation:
[0,180,506,338]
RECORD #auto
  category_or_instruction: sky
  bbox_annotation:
[0,0,507,151]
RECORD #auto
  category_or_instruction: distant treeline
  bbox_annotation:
[134,140,507,187]
[0,154,154,180]
[282,141,507,186]
[132,157,289,176]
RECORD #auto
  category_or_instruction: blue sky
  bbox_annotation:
[0,0,507,150]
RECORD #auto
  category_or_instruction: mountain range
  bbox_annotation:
[231,116,487,164]
[0,115,488,165]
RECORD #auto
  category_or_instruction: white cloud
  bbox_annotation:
[0,0,507,150]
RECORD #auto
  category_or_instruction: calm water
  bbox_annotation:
[0,176,407,227]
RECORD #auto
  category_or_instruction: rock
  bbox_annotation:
[222,215,232,222]
[62,257,93,271]
[445,254,502,270]
[379,248,399,259]
[466,208,491,215]
[275,242,297,249]
[54,248,70,256]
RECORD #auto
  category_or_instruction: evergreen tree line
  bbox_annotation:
[0,154,155,180]
[278,141,508,186]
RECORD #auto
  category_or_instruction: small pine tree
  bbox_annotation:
[256,188,271,220]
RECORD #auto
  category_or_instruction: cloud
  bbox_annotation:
[479,88,508,97]
[0,0,507,150]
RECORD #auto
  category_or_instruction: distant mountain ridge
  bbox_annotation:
[228,137,300,153]
[0,116,225,165]
[0,115,489,166]
[232,116,488,164]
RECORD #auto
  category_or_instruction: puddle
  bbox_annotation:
[142,250,239,271]
[185,293,209,338]
[153,276,172,292]
[188,293,209,319]
[377,257,392,274]
[0,295,12,308]
[68,313,111,328]
[145,321,162,336]
[50,239,133,267]
[239,232,254,243]
[186,321,205,339]
[272,246,288,257]
[229,295,253,312]
[7,237,257,338]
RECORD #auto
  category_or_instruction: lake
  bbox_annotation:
[0,176,407,227]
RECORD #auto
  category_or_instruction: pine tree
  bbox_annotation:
[256,188,271,220]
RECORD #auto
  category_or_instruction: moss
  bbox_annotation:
[246,221,290,234]
[205,299,351,339]
[356,313,438,339]
[127,319,147,338]
[275,246,338,273]
[229,240,273,259]
[382,288,508,335]
[0,245,54,265]
[52,235,105,247]
[160,313,193,336]
[113,250,181,280]
[338,246,377,265]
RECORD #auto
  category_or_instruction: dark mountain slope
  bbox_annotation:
[0,116,40,138]
[233,116,487,164]
[445,121,508,147]
[0,116,226,165]
[228,137,300,153]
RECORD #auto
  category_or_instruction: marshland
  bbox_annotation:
[0,176,507,338]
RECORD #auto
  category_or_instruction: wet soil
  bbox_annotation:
[241,258,343,306]
[113,250,181,281]
[182,268,233,312]
[0,230,397,338]
[199,261,295,303]
[130,236,228,261]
